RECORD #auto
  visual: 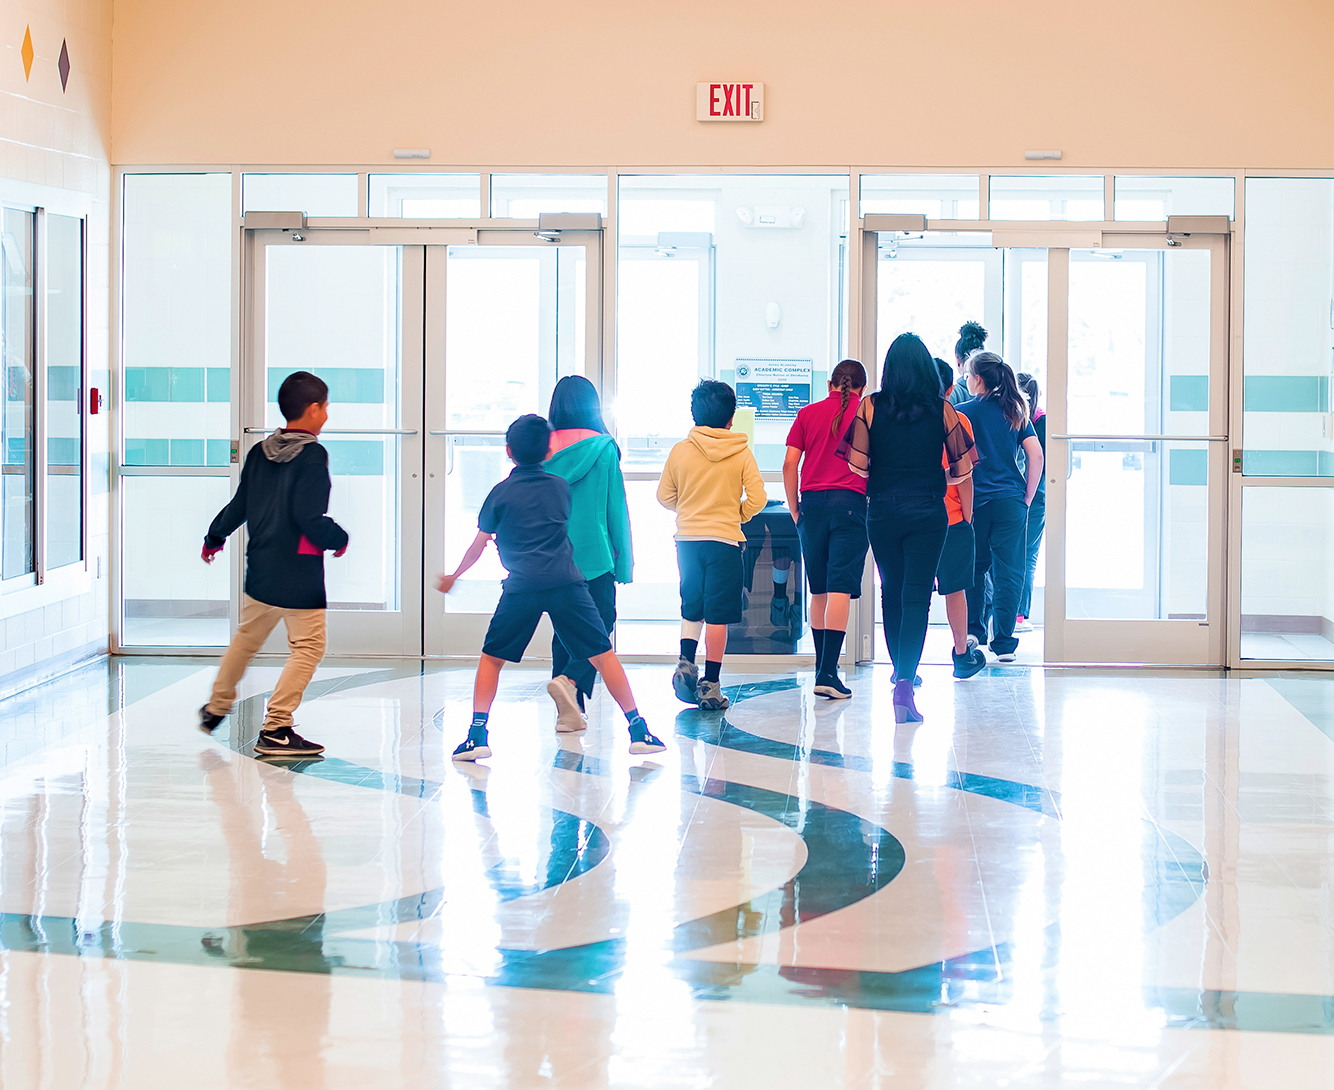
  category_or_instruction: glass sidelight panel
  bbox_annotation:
[1,208,35,580]
[263,245,403,611]
[441,434,510,614]
[122,475,231,646]
[45,214,84,569]
[876,240,995,371]
[1240,486,1334,660]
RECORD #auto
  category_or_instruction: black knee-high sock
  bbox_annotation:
[812,628,826,663]
[680,638,698,663]
[819,630,845,677]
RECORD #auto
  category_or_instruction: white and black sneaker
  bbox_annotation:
[628,718,667,755]
[814,673,852,700]
[452,736,492,762]
[996,651,1018,664]
[966,635,979,653]
[254,727,325,756]
[199,705,226,734]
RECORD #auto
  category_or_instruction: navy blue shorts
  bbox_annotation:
[676,541,744,625]
[935,519,976,596]
[482,582,612,663]
[797,489,868,597]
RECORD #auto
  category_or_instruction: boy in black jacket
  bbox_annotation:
[198,371,349,756]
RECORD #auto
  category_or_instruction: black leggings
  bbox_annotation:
[552,571,616,700]
[967,496,1028,654]
[867,500,948,682]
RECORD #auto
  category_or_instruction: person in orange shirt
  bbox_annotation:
[935,358,986,679]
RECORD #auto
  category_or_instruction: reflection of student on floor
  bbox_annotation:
[542,376,633,732]
[783,358,871,698]
[958,352,1044,662]
[198,371,348,757]
[1015,372,1046,634]
[438,414,664,760]
[657,380,767,711]
[934,358,987,679]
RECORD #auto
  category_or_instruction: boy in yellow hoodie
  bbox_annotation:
[657,380,767,710]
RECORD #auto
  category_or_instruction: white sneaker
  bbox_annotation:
[1013,617,1034,633]
[966,634,979,653]
[546,676,587,733]
[997,651,1018,664]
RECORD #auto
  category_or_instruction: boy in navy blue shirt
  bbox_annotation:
[437,414,664,760]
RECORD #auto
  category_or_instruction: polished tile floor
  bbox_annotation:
[1,656,1333,1087]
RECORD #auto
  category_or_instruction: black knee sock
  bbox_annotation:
[680,638,698,663]
[812,628,826,663]
[704,660,722,683]
[819,630,845,677]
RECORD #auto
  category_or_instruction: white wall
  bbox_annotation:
[0,0,112,690]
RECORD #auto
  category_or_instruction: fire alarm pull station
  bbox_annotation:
[89,388,102,415]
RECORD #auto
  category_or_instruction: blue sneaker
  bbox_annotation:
[628,718,666,755]
[452,736,492,761]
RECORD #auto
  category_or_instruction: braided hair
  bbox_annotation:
[828,358,868,437]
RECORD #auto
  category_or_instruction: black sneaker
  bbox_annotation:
[628,719,666,755]
[813,673,852,700]
[199,705,225,734]
[254,727,325,756]
[952,646,987,679]
[452,736,492,762]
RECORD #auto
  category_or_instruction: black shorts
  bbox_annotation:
[797,489,868,597]
[482,582,612,663]
[676,540,744,625]
[935,519,976,596]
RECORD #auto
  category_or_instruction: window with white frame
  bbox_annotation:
[1,204,86,587]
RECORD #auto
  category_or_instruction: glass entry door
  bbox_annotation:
[243,229,430,657]
[423,231,601,655]
[1044,235,1229,664]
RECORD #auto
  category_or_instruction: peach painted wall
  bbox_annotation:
[111,0,1334,168]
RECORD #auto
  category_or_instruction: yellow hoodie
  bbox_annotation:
[656,426,768,542]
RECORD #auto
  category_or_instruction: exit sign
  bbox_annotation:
[697,82,764,122]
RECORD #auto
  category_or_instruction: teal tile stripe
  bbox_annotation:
[123,438,381,472]
[1242,450,1334,476]
[125,367,230,403]
[1169,447,1208,486]
[47,365,80,401]
[46,437,80,466]
[1169,375,1208,412]
[267,367,386,404]
[1244,375,1329,413]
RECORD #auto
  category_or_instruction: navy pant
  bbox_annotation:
[1018,496,1046,619]
[967,497,1028,654]
[552,571,616,701]
[867,499,948,683]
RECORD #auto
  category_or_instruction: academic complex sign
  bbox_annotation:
[735,359,811,418]
[696,82,765,121]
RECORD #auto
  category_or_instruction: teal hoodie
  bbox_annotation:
[543,433,633,583]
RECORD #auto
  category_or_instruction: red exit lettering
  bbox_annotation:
[710,84,722,117]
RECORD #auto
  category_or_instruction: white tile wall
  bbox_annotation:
[0,0,113,690]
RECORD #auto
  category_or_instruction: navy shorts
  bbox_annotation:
[935,520,976,596]
[797,489,868,597]
[676,541,744,625]
[482,582,613,663]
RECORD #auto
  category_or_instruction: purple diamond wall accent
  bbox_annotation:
[58,39,70,92]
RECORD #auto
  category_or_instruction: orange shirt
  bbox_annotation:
[943,410,974,525]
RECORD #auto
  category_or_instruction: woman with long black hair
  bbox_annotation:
[839,333,976,722]
[958,352,1043,662]
[542,376,633,731]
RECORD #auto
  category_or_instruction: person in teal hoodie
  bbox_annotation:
[542,376,634,732]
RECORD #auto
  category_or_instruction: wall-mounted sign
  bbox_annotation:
[696,82,764,122]
[735,358,810,418]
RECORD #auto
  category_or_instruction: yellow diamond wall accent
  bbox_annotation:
[21,26,33,81]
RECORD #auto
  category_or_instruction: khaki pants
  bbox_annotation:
[207,594,327,730]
